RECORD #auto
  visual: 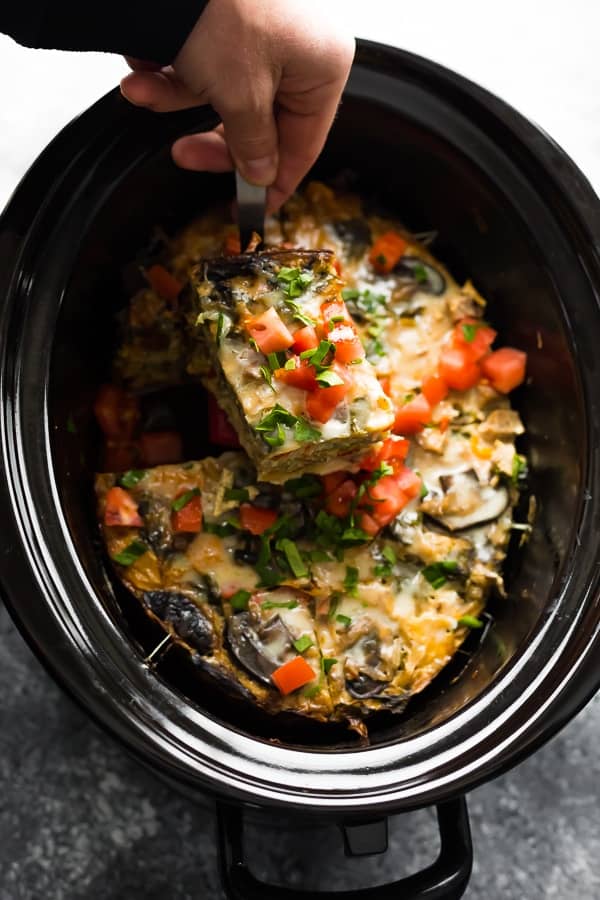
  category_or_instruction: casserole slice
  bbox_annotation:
[188,249,394,482]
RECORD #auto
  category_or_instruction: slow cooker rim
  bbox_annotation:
[2,41,600,813]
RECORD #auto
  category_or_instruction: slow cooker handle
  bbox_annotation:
[217,796,472,899]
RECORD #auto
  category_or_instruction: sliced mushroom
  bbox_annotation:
[227,612,294,684]
[332,218,372,259]
[422,469,509,531]
[395,257,446,295]
[142,590,214,655]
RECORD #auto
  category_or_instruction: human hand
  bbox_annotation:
[120,0,354,211]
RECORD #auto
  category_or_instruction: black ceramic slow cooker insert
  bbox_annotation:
[2,41,600,899]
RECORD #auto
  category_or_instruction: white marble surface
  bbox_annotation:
[1,0,600,207]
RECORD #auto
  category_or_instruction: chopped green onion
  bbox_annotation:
[255,404,297,432]
[343,566,359,597]
[340,527,371,544]
[261,598,299,610]
[322,657,337,675]
[277,267,313,299]
[300,339,334,367]
[172,487,201,512]
[413,263,429,284]
[267,351,286,371]
[457,615,484,629]
[284,357,296,370]
[511,453,527,485]
[419,480,429,500]
[293,635,314,653]
[422,560,458,589]
[341,288,360,301]
[303,682,321,698]
[224,487,250,503]
[462,323,478,343]
[328,591,342,619]
[336,613,352,628]
[315,368,344,388]
[382,546,397,565]
[308,549,332,562]
[276,538,309,578]
[118,470,146,489]
[230,589,252,611]
[216,311,227,344]
[112,540,147,567]
[204,520,239,537]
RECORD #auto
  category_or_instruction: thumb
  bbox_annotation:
[215,89,279,186]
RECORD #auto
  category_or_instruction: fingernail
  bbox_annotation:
[241,156,277,186]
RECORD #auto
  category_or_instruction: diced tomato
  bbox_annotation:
[275,360,318,392]
[378,375,392,397]
[422,374,449,406]
[453,318,497,362]
[305,379,350,423]
[239,504,278,535]
[357,511,380,536]
[271,656,315,695]
[292,324,319,353]
[438,346,481,392]
[246,307,294,354]
[360,437,410,472]
[104,486,143,527]
[393,465,422,499]
[369,231,407,274]
[392,393,431,435]
[325,479,357,518]
[139,431,183,466]
[321,471,347,495]
[172,493,203,533]
[145,264,183,303]
[94,385,140,439]
[481,347,527,393]
[208,395,241,448]
[333,258,343,277]
[360,475,409,528]
[439,417,450,433]
[320,299,352,331]
[224,232,241,255]
[329,324,365,364]
[104,440,139,472]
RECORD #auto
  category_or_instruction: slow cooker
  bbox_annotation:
[2,41,600,899]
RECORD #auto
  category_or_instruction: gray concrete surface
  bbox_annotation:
[1,599,599,900]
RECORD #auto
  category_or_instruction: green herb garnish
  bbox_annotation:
[336,613,352,628]
[294,418,321,443]
[374,545,397,578]
[267,351,286,371]
[308,549,332,563]
[322,657,337,675]
[341,288,359,301]
[284,357,296,370]
[343,566,359,597]
[328,591,342,619]
[224,487,250,503]
[230,589,252,611]
[422,560,459,589]
[277,267,313,299]
[276,538,309,578]
[284,474,322,499]
[260,365,274,390]
[172,487,201,512]
[284,298,316,326]
[255,404,297,448]
[112,540,147,567]
[118,470,146,489]
[204,520,239,537]
[457,615,484,629]
[293,635,314,653]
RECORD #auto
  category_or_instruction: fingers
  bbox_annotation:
[266,78,346,211]
[120,69,207,112]
[171,128,233,172]
[214,85,279,186]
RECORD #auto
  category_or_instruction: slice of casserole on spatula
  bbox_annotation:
[189,248,394,482]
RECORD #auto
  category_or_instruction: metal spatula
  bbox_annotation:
[236,171,266,252]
